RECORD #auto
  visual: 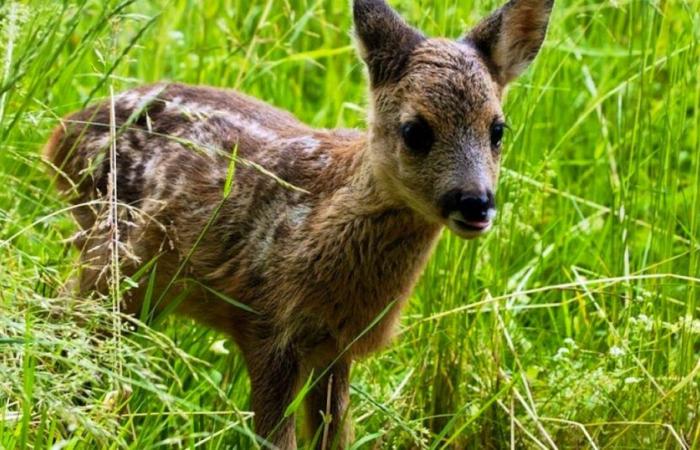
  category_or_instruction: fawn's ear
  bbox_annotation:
[353,0,424,87]
[465,0,553,85]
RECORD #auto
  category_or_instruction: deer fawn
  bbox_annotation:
[43,0,552,447]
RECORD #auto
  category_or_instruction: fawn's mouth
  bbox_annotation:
[447,215,493,239]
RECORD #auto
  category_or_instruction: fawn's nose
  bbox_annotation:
[459,192,494,222]
[440,189,496,231]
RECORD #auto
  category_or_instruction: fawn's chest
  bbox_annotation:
[278,209,442,358]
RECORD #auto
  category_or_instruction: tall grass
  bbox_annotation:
[0,0,698,448]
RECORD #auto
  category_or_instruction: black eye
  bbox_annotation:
[400,117,434,154]
[490,122,506,149]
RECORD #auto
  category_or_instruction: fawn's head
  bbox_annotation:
[354,0,553,238]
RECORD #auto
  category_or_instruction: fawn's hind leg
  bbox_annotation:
[74,232,146,316]
[71,200,184,312]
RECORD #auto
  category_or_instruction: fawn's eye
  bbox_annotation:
[400,117,434,154]
[490,121,506,149]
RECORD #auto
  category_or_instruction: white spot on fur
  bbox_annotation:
[142,155,159,179]
[314,153,330,168]
[286,135,319,153]
[116,91,142,110]
[91,134,111,150]
[258,228,275,257]
[288,204,311,226]
[186,122,215,152]
[168,96,184,106]
[282,135,330,167]
[167,173,188,199]
[116,86,164,110]
[164,100,278,143]
[241,119,279,142]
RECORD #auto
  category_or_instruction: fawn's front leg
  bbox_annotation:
[247,343,301,450]
[305,361,352,450]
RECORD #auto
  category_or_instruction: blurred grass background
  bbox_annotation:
[0,0,698,448]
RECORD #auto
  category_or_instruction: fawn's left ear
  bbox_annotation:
[464,0,554,85]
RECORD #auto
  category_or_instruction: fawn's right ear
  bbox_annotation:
[353,0,424,87]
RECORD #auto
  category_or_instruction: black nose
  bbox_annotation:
[440,189,495,223]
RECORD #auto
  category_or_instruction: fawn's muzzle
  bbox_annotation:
[440,189,496,235]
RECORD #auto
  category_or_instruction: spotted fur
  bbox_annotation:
[43,1,552,448]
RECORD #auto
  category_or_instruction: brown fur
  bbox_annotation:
[43,1,552,448]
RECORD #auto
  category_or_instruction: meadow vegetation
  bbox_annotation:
[0,0,698,448]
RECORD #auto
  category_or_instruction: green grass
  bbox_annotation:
[1,0,698,448]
